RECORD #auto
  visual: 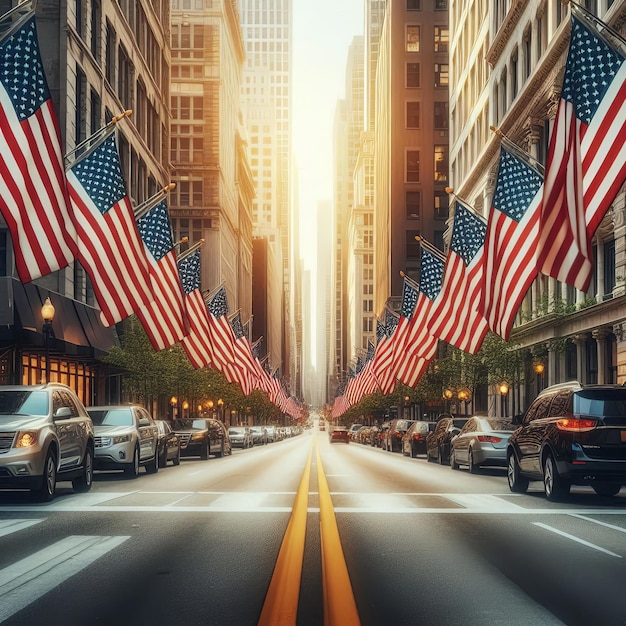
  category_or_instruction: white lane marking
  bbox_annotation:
[0,519,44,538]
[0,535,130,622]
[445,494,526,511]
[532,522,622,558]
[570,514,626,533]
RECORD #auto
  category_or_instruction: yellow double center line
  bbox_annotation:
[258,437,360,626]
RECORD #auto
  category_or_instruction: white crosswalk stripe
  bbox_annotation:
[0,519,44,538]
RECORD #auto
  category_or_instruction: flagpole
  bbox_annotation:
[64,110,132,165]
[490,126,545,176]
[444,187,488,224]
[400,270,420,290]
[568,1,626,53]
[414,236,446,261]
[133,183,176,220]
[0,1,35,39]
[177,239,204,261]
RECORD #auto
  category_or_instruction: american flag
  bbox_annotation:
[429,202,489,354]
[179,250,213,369]
[393,276,438,387]
[136,200,188,350]
[66,134,154,326]
[0,12,76,282]
[370,308,400,394]
[538,9,626,291]
[205,285,237,376]
[480,145,543,340]
[229,311,259,396]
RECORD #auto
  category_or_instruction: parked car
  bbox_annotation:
[154,420,181,468]
[265,426,278,443]
[319,421,326,431]
[507,382,626,501]
[87,405,159,478]
[173,418,231,459]
[375,422,391,448]
[348,423,363,440]
[426,415,468,465]
[384,419,415,452]
[0,383,94,500]
[402,421,431,457]
[229,426,253,449]
[450,417,515,472]
[250,426,268,445]
[330,426,350,444]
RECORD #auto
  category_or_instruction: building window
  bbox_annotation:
[406,150,420,183]
[435,0,448,8]
[434,145,448,181]
[90,1,101,60]
[406,230,420,259]
[434,230,445,251]
[75,66,87,144]
[434,190,449,219]
[406,191,421,219]
[90,89,101,136]
[407,0,420,9]
[406,26,420,52]
[434,26,448,53]
[434,101,448,129]
[0,231,6,276]
[406,102,420,128]
[406,63,420,88]
[118,45,134,110]
[434,63,449,87]
[105,21,116,86]
[76,0,85,39]
[604,239,616,297]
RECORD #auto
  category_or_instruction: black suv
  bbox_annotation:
[173,418,231,459]
[507,382,626,501]
[426,415,467,465]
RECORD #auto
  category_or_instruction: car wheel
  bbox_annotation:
[507,451,529,493]
[215,441,224,458]
[158,446,167,468]
[468,449,479,474]
[592,483,621,497]
[73,446,93,493]
[146,447,159,474]
[437,447,444,465]
[35,449,57,501]
[450,448,459,470]
[427,448,434,462]
[543,453,570,502]
[200,440,209,460]
[410,443,417,458]
[173,447,181,466]
[124,446,140,478]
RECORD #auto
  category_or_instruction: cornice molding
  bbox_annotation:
[485,0,528,67]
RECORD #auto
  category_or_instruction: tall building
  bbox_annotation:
[451,0,626,410]
[316,200,333,407]
[238,0,294,382]
[0,1,171,404]
[374,0,450,313]
[169,0,253,318]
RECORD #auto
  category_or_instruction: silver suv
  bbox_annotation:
[87,405,159,477]
[0,383,95,500]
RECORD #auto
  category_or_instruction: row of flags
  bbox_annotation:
[333,5,626,418]
[0,6,304,419]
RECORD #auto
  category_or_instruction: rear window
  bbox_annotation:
[88,409,133,426]
[485,419,515,431]
[574,390,626,419]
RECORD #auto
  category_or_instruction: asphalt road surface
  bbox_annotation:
[0,429,625,625]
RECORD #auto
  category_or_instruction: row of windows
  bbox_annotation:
[405,25,449,53]
[405,191,449,220]
[405,147,448,183]
[404,102,449,129]
[406,63,449,89]
[406,0,448,9]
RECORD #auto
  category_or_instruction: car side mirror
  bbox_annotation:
[139,417,150,427]
[54,406,72,419]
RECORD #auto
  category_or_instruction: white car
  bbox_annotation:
[87,405,159,478]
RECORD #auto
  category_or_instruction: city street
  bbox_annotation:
[0,428,625,625]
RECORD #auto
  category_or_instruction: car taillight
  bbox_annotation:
[477,435,501,443]
[395,432,403,438]
[556,418,597,432]
[412,433,423,440]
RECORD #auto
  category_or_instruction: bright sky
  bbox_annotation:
[292,0,364,270]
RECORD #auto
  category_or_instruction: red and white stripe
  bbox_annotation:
[181,290,213,369]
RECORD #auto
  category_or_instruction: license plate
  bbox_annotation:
[621,431,626,443]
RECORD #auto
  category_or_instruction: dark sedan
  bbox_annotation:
[155,420,181,467]
[450,417,514,472]
[426,415,468,465]
[402,421,431,457]
[329,427,350,444]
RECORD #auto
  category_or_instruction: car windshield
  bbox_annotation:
[574,390,626,420]
[0,390,48,417]
[230,428,245,434]
[172,419,201,430]
[88,409,134,426]
[484,419,515,431]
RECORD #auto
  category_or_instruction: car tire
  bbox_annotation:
[427,449,434,462]
[543,453,570,501]
[215,441,224,458]
[72,446,93,493]
[410,443,417,458]
[158,446,167,468]
[450,448,459,470]
[124,446,140,478]
[173,448,181,466]
[34,449,57,501]
[507,451,529,493]
[468,449,479,474]
[145,448,159,474]
[437,447,444,465]
[592,483,621,497]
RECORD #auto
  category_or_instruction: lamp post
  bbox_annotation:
[442,388,453,414]
[217,398,224,423]
[457,387,472,416]
[533,361,545,392]
[182,400,189,418]
[170,396,178,421]
[41,297,55,384]
[499,381,510,418]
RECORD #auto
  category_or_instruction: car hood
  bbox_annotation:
[93,425,135,435]
[0,415,48,430]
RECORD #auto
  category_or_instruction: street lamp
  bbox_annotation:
[499,381,509,417]
[217,398,224,423]
[41,297,55,383]
[442,388,453,413]
[170,396,178,420]
[182,400,189,418]
[533,361,545,392]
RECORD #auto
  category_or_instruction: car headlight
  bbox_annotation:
[112,434,131,444]
[191,433,205,441]
[15,431,39,448]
